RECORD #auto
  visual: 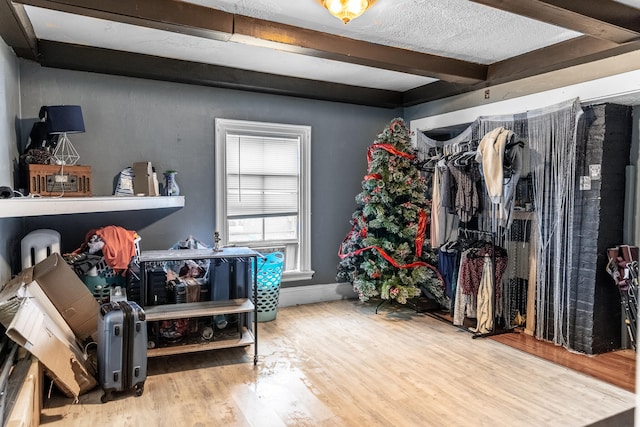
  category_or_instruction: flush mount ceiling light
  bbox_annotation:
[322,0,375,24]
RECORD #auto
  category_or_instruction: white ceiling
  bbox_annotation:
[6,0,640,107]
[24,5,435,91]
[184,0,582,63]
[22,0,584,92]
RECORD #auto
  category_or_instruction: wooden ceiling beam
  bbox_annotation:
[405,36,640,106]
[488,36,620,82]
[470,0,640,43]
[0,1,37,59]
[13,0,487,84]
[407,39,640,108]
[37,40,404,109]
[231,15,486,85]
[402,81,483,107]
[13,0,234,41]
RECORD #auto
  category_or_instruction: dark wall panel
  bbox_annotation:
[570,103,632,353]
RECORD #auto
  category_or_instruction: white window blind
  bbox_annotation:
[215,118,314,282]
[226,135,299,217]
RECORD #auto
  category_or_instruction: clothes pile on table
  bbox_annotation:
[64,225,139,277]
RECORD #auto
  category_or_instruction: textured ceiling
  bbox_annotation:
[185,0,580,64]
[22,0,582,91]
[2,0,640,107]
[23,5,435,91]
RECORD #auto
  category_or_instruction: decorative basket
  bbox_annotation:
[256,252,284,322]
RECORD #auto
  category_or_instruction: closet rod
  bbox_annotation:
[459,228,494,238]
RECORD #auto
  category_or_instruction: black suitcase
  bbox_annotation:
[98,300,147,402]
[126,264,143,305]
[210,258,253,332]
[145,268,168,306]
[211,258,252,300]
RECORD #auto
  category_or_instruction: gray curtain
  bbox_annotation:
[416,98,583,349]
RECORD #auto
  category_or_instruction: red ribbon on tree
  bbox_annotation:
[338,241,444,285]
[415,209,427,258]
[359,214,367,238]
[364,144,414,182]
[367,143,415,169]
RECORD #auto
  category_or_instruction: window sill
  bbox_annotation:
[282,270,314,282]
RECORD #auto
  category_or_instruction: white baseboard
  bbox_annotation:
[278,282,357,307]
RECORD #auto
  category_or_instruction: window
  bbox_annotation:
[215,119,313,281]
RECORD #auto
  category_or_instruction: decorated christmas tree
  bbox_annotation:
[337,118,445,305]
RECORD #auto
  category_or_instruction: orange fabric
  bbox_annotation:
[95,226,137,272]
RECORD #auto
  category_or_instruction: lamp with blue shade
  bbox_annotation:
[46,105,85,166]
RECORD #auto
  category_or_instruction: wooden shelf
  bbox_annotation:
[0,195,184,218]
[144,299,254,322]
[139,247,259,363]
[147,328,254,358]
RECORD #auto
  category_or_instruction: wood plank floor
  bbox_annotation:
[41,300,635,427]
[489,329,636,393]
[425,310,636,392]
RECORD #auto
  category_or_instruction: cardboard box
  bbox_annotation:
[5,357,41,427]
[5,298,97,398]
[133,161,159,196]
[31,253,99,343]
[0,274,97,398]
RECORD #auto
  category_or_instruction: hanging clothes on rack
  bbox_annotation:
[452,235,508,332]
[447,154,482,223]
[431,156,460,247]
[500,138,524,229]
[475,127,524,229]
[459,244,508,296]
[476,127,507,203]
[430,159,442,248]
[475,255,495,334]
[438,242,459,301]
[418,133,485,231]
[452,251,476,326]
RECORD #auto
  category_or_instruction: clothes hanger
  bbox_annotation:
[453,151,477,167]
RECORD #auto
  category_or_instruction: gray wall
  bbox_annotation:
[17,60,401,287]
[0,39,22,284]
